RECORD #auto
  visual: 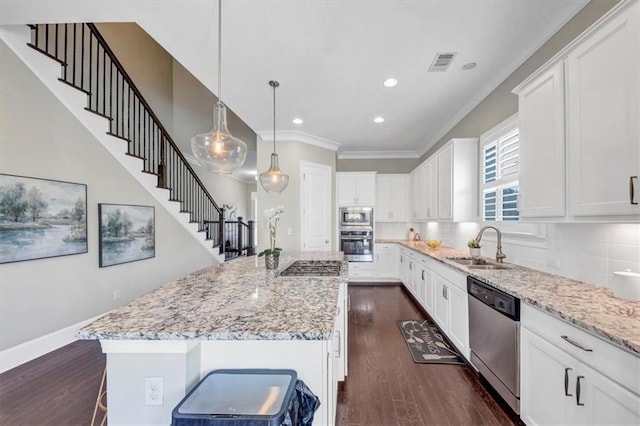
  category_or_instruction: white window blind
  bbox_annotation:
[480,114,520,221]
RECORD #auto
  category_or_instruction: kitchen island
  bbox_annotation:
[79,252,348,425]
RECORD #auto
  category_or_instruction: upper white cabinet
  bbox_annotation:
[410,138,477,222]
[515,62,566,218]
[566,2,640,217]
[514,1,640,220]
[376,174,409,222]
[437,138,478,221]
[336,172,376,207]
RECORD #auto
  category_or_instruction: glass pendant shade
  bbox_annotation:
[191,102,247,174]
[259,153,289,193]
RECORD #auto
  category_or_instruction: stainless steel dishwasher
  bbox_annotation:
[467,276,521,414]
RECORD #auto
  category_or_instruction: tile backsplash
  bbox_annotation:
[377,222,640,288]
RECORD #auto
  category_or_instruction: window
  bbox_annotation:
[480,114,519,221]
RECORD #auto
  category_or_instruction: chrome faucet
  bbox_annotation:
[473,226,507,263]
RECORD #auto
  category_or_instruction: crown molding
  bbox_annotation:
[338,150,421,160]
[257,130,342,152]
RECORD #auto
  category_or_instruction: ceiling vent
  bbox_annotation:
[428,52,457,72]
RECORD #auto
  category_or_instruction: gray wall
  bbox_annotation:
[0,40,215,350]
[257,139,336,252]
[419,0,620,161]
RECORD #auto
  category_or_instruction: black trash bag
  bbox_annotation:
[283,379,320,426]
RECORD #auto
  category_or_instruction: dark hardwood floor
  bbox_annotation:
[336,284,517,426]
[0,285,516,425]
[0,339,105,425]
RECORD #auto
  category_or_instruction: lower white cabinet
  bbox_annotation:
[521,304,640,426]
[347,262,374,281]
[398,246,469,359]
[374,243,399,279]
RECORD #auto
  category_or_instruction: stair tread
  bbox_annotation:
[57,78,91,95]
[84,107,113,121]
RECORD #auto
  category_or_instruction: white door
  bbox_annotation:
[301,161,332,251]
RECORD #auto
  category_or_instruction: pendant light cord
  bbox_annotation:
[217,0,222,104]
[273,81,276,153]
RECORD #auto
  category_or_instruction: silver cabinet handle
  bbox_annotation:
[335,330,341,358]
[564,368,573,397]
[442,285,445,299]
[409,261,412,270]
[336,305,340,317]
[347,295,351,312]
[561,335,593,352]
[631,176,638,205]
[421,270,425,281]
[576,376,585,406]
[400,255,403,263]
[444,286,448,300]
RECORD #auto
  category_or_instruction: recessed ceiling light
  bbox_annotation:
[292,118,303,124]
[462,62,477,70]
[374,116,385,123]
[383,78,398,87]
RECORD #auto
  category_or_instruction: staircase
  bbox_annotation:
[0,23,254,261]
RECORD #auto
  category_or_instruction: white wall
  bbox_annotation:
[0,40,216,353]
[410,221,640,289]
[257,138,336,253]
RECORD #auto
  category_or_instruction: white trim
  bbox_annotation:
[257,130,342,152]
[100,340,200,354]
[418,1,589,157]
[338,150,421,159]
[0,312,109,373]
[480,113,519,143]
[513,0,638,94]
[477,222,549,249]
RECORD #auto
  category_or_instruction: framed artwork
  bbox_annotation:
[0,174,88,264]
[98,203,155,267]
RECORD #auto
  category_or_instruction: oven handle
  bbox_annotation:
[340,236,372,240]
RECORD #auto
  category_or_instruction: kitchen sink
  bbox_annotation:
[446,257,511,270]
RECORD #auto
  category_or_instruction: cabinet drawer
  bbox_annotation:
[522,303,640,395]
[348,262,374,278]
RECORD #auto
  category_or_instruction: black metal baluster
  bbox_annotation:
[80,24,85,90]
[72,24,76,85]
[62,24,68,81]
[89,32,93,109]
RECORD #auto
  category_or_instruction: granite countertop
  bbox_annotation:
[382,239,640,355]
[78,252,347,341]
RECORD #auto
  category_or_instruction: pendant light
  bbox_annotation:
[191,0,247,174]
[259,80,289,193]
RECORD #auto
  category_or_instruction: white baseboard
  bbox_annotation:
[0,312,108,374]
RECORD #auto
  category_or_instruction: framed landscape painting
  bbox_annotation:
[98,203,155,267]
[0,174,88,264]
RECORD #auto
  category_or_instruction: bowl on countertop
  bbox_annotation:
[426,240,442,248]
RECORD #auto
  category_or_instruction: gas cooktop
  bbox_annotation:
[279,260,342,277]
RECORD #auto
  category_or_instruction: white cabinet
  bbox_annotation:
[337,172,376,207]
[376,174,409,222]
[333,280,348,383]
[423,157,438,220]
[446,283,469,356]
[521,304,640,426]
[515,62,566,217]
[566,2,640,217]
[347,261,374,281]
[437,138,478,221]
[374,243,399,280]
[432,274,449,330]
[411,165,426,220]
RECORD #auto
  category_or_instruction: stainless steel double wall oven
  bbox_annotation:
[339,207,373,262]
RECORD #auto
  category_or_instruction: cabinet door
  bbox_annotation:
[424,157,439,219]
[375,248,398,279]
[411,166,425,219]
[400,251,410,288]
[375,175,392,220]
[579,363,640,425]
[422,268,435,315]
[334,281,346,382]
[355,174,376,206]
[521,327,580,426]
[518,62,566,217]
[389,175,409,221]
[337,174,357,206]
[432,275,449,331]
[437,144,453,220]
[446,283,469,359]
[566,4,640,216]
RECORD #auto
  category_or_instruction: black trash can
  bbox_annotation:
[172,369,319,426]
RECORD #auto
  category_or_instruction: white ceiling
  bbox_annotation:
[217,0,589,158]
[1,0,589,160]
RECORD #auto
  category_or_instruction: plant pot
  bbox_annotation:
[469,248,481,257]
[264,253,280,270]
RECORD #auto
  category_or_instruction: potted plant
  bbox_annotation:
[467,239,481,257]
[258,206,284,270]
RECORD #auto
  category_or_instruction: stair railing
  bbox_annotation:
[27,23,227,252]
[222,217,255,260]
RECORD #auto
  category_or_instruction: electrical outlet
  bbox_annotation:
[145,377,163,406]
[113,290,121,301]
[287,227,293,236]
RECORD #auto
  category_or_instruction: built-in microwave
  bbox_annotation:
[339,207,373,228]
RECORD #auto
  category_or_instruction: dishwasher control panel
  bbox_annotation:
[467,276,520,320]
